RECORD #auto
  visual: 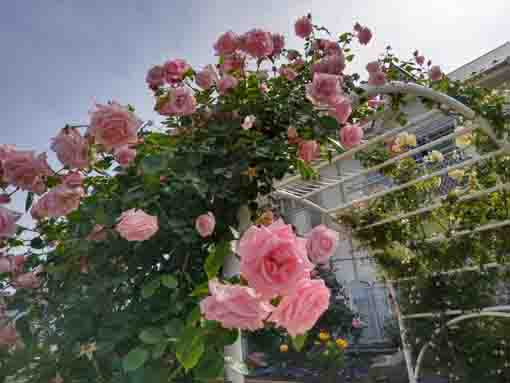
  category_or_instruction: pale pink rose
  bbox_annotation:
[271,33,285,56]
[87,224,107,242]
[366,61,381,74]
[322,40,342,55]
[259,83,269,94]
[12,266,43,289]
[88,102,142,151]
[0,324,18,346]
[352,318,364,329]
[30,185,84,219]
[279,66,297,81]
[0,145,15,162]
[305,225,339,264]
[242,115,256,131]
[145,65,165,89]
[269,279,330,337]
[116,209,158,242]
[2,150,52,192]
[196,65,218,89]
[239,219,314,299]
[63,171,84,188]
[295,16,313,39]
[329,97,352,124]
[287,126,300,145]
[312,54,345,76]
[159,87,197,117]
[306,73,342,105]
[0,207,21,238]
[416,55,425,66]
[0,255,12,273]
[195,212,215,238]
[0,194,10,204]
[10,255,25,274]
[163,58,191,84]
[298,140,320,163]
[356,25,373,45]
[200,279,273,330]
[51,127,89,169]
[340,123,363,149]
[214,31,240,56]
[368,71,387,86]
[217,75,239,95]
[114,146,136,168]
[429,65,442,81]
[241,29,274,58]
[221,52,246,74]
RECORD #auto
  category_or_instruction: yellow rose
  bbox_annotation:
[336,338,349,349]
[280,344,289,353]
[426,150,444,163]
[448,169,465,182]
[318,332,331,342]
[455,127,473,148]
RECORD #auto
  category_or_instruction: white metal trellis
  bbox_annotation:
[274,81,510,383]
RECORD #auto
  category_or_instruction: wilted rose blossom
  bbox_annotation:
[429,65,442,81]
[279,66,297,81]
[416,55,425,66]
[329,97,352,124]
[88,102,142,151]
[305,225,339,264]
[356,25,373,45]
[87,224,107,242]
[0,207,20,238]
[259,83,269,94]
[287,50,300,61]
[195,65,218,89]
[340,123,363,149]
[241,115,256,130]
[2,150,52,192]
[114,146,136,168]
[221,52,246,74]
[214,31,239,56]
[145,65,165,89]
[239,219,314,299]
[217,75,239,95]
[31,185,84,219]
[63,171,84,188]
[269,279,330,337]
[200,279,273,330]
[241,29,274,58]
[0,195,10,204]
[271,33,285,56]
[159,87,197,116]
[0,324,18,346]
[312,54,345,76]
[12,266,43,289]
[299,140,320,163]
[51,127,89,169]
[306,73,342,105]
[116,209,159,242]
[368,71,387,86]
[295,16,313,38]
[163,59,191,84]
[366,61,381,74]
[195,212,215,238]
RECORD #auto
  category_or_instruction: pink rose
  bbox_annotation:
[298,140,320,163]
[429,65,442,81]
[239,219,314,299]
[2,150,52,192]
[0,324,18,346]
[163,59,191,84]
[0,255,12,273]
[159,87,197,117]
[88,102,142,151]
[0,207,20,238]
[114,146,136,168]
[0,194,10,204]
[63,171,84,188]
[145,65,165,89]
[196,65,218,89]
[259,83,269,94]
[329,97,352,124]
[116,209,158,242]
[217,75,239,95]
[200,279,273,330]
[0,145,15,162]
[305,225,339,264]
[352,318,364,329]
[242,115,256,131]
[31,185,84,219]
[287,50,301,61]
[340,123,363,149]
[306,73,342,105]
[195,212,215,238]
[12,266,43,289]
[214,31,240,56]
[312,54,346,76]
[287,126,300,145]
[368,71,387,86]
[221,52,246,74]
[356,25,372,45]
[51,127,89,169]
[279,66,297,81]
[271,33,285,56]
[241,29,274,58]
[295,16,313,39]
[0,255,23,274]
[366,61,381,74]
[416,55,425,66]
[269,279,330,336]
[322,40,342,55]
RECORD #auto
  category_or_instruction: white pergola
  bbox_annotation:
[274,81,510,382]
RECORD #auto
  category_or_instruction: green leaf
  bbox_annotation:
[319,115,339,132]
[194,350,225,381]
[141,154,168,176]
[30,237,45,249]
[25,192,34,212]
[205,241,232,280]
[165,319,184,339]
[327,137,345,153]
[141,278,161,299]
[292,333,308,351]
[139,327,165,344]
[151,342,167,359]
[176,327,205,371]
[186,306,201,326]
[161,275,178,289]
[122,347,149,372]
[190,281,209,297]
